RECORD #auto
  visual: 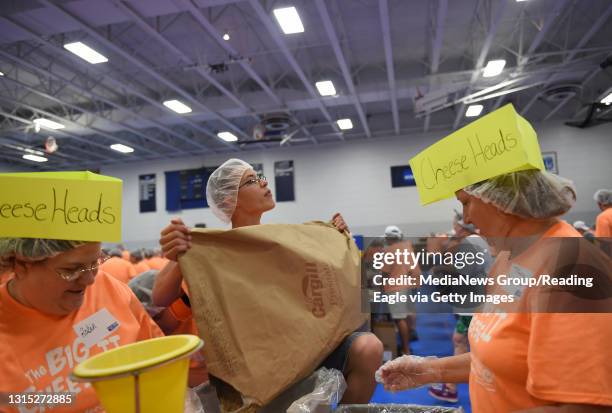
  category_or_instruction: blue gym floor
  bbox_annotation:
[369,313,472,413]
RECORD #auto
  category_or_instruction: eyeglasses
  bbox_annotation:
[53,257,109,282]
[239,174,267,188]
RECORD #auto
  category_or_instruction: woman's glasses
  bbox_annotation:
[239,174,267,189]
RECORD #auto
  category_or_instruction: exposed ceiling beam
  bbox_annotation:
[37,0,241,150]
[424,0,448,132]
[542,63,604,121]
[0,18,218,153]
[315,0,371,138]
[247,0,344,139]
[521,2,612,117]
[179,0,319,144]
[453,0,509,129]
[0,94,160,157]
[112,0,256,119]
[379,0,399,135]
[1,73,187,156]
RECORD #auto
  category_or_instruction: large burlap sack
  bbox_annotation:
[179,222,367,406]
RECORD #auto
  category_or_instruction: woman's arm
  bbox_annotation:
[152,261,184,307]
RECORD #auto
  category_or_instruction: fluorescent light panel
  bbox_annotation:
[33,118,65,130]
[273,7,304,34]
[465,104,484,117]
[336,118,353,130]
[163,99,192,114]
[315,80,336,96]
[63,42,108,64]
[110,143,134,153]
[483,59,506,77]
[217,131,238,142]
[23,154,48,162]
[601,92,612,105]
[0,71,4,76]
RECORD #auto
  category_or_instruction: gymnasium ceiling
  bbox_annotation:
[0,0,611,170]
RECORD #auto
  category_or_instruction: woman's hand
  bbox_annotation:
[331,212,349,233]
[376,355,440,392]
[159,218,192,261]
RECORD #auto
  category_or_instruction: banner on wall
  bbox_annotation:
[274,160,295,202]
[139,173,156,213]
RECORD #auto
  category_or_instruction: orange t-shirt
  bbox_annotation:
[0,271,163,413]
[469,221,612,412]
[133,260,151,275]
[99,257,136,283]
[595,207,612,237]
[146,257,168,271]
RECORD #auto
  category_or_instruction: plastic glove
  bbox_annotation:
[375,355,440,392]
[192,381,222,413]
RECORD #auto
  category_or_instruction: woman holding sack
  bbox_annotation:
[153,158,383,404]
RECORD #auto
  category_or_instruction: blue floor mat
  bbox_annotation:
[370,313,472,413]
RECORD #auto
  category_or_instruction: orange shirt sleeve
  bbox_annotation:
[526,313,612,406]
[595,209,612,237]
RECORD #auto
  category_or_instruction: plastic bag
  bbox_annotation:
[286,368,347,413]
[334,404,464,413]
[185,387,205,413]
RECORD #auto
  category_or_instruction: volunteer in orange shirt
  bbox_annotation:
[153,158,383,404]
[99,248,136,283]
[130,248,151,275]
[378,170,612,412]
[0,237,163,413]
[593,189,612,237]
[145,249,168,270]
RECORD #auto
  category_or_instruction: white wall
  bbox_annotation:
[96,121,611,247]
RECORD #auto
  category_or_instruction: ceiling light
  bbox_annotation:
[23,154,48,162]
[336,118,353,130]
[33,118,65,130]
[110,144,134,153]
[465,105,484,117]
[63,42,108,64]
[601,92,612,105]
[0,71,4,76]
[223,33,230,41]
[217,131,238,142]
[273,7,304,34]
[163,99,192,114]
[315,80,336,96]
[483,59,506,77]
[516,0,529,2]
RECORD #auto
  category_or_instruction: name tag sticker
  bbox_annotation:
[73,308,120,348]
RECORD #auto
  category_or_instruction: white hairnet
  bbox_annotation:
[0,238,89,272]
[384,225,403,239]
[463,170,576,219]
[594,189,612,205]
[206,158,253,223]
[573,221,590,231]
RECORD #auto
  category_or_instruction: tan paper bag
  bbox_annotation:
[180,222,367,406]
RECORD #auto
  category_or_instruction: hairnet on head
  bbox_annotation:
[384,225,403,239]
[573,220,590,231]
[593,189,612,205]
[206,158,253,223]
[463,170,576,219]
[0,238,89,272]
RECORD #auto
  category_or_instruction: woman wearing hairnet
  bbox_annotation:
[378,170,612,412]
[0,237,163,412]
[153,158,383,403]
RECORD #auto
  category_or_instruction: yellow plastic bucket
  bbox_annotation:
[72,334,203,413]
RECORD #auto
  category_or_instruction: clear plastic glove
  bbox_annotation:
[375,355,440,392]
[160,218,192,261]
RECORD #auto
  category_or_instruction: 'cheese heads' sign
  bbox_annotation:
[409,104,545,205]
[0,171,122,242]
